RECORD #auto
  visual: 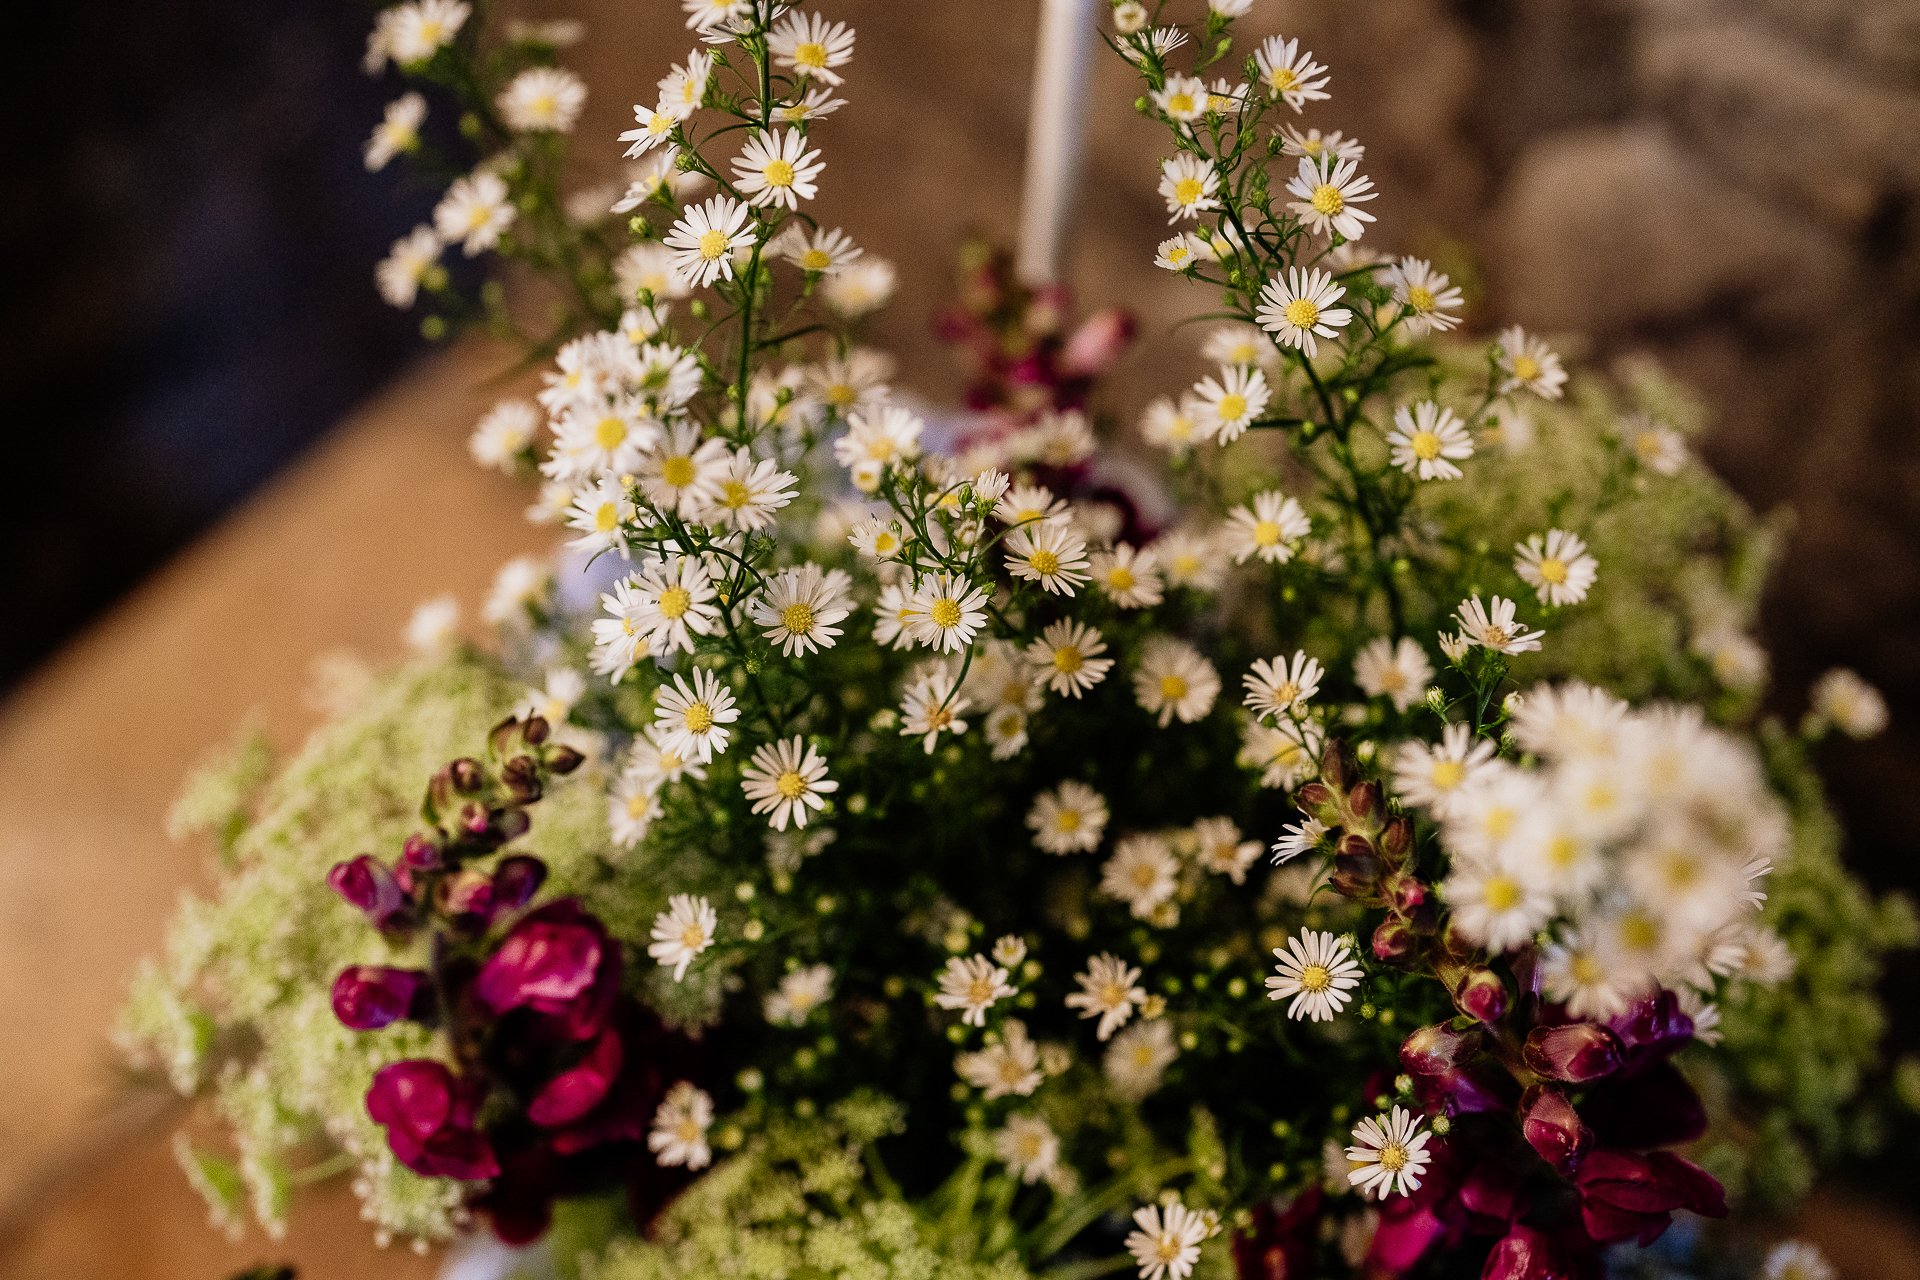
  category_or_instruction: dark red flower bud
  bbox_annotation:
[328,855,410,930]
[474,900,618,1039]
[1294,782,1334,812]
[1455,968,1509,1024]
[1318,738,1351,791]
[1523,1022,1624,1083]
[492,855,547,911]
[546,745,585,775]
[1381,817,1413,860]
[460,801,492,836]
[1401,1022,1483,1076]
[1373,917,1416,961]
[331,966,431,1030]
[1330,848,1382,899]
[1349,780,1380,822]
[1521,1085,1594,1175]
[528,1028,624,1127]
[1480,1225,1597,1280]
[441,868,496,922]
[1575,1149,1725,1245]
[366,1060,498,1181]
[401,832,443,871]
[496,807,531,843]
[1390,877,1427,912]
[1058,309,1136,378]
[450,758,486,793]
[522,714,550,745]
[501,755,542,804]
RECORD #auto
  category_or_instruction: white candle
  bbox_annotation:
[1016,0,1099,285]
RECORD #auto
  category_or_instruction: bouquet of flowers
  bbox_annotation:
[119,2,1916,1278]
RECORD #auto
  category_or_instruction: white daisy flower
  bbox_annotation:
[1066,953,1145,1040]
[1244,651,1323,719]
[1240,717,1323,790]
[628,555,721,655]
[497,66,586,133]
[1285,154,1376,241]
[1496,326,1568,399]
[1027,621,1113,698]
[995,1114,1061,1185]
[780,224,861,274]
[775,86,849,124]
[633,341,704,410]
[1762,1242,1835,1280]
[483,554,550,628]
[1265,929,1361,1021]
[1255,267,1352,356]
[935,954,1017,1027]
[1353,637,1433,712]
[900,663,971,752]
[705,448,797,532]
[565,477,637,561]
[752,563,852,657]
[1101,834,1180,921]
[469,399,536,471]
[1151,73,1209,123]
[1157,527,1227,590]
[639,422,731,518]
[1004,521,1091,595]
[731,129,823,211]
[375,224,442,308]
[1125,1201,1210,1280]
[822,258,896,317]
[994,483,1070,528]
[1134,638,1220,726]
[1456,595,1545,655]
[1392,723,1498,817]
[1112,1,1147,33]
[1346,1106,1433,1199]
[902,574,990,654]
[365,92,426,171]
[682,0,749,32]
[1277,125,1363,162]
[1254,36,1330,110]
[984,704,1030,760]
[1091,543,1165,609]
[1104,1019,1178,1101]
[1514,529,1599,607]
[1119,25,1189,66]
[1202,324,1280,369]
[764,963,834,1026]
[652,667,740,763]
[740,736,838,831]
[846,514,905,560]
[957,1020,1043,1098]
[647,894,717,981]
[385,0,470,65]
[768,10,856,85]
[1153,233,1208,272]
[623,724,707,792]
[834,403,923,475]
[403,594,460,656]
[1192,364,1270,442]
[433,171,515,257]
[590,579,652,684]
[1538,928,1632,1020]
[648,1081,714,1169]
[1271,816,1327,864]
[871,582,918,651]
[618,103,683,157]
[656,50,714,116]
[1205,78,1246,114]
[553,403,657,479]
[1386,257,1463,336]
[1386,402,1474,480]
[614,241,692,302]
[1158,153,1221,224]
[1627,416,1689,475]
[1224,490,1311,564]
[1445,854,1554,953]
[1192,817,1261,884]
[1026,409,1097,466]
[1029,781,1110,854]
[1810,668,1888,739]
[608,773,661,849]
[663,194,754,288]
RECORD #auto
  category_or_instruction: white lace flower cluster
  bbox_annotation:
[1398,681,1793,1022]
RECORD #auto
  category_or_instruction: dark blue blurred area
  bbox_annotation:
[0,0,439,690]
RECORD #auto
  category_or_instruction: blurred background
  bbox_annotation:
[1,0,1916,1275]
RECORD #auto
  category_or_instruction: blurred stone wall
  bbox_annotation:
[553,0,1920,989]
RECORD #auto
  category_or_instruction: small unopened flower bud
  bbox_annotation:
[501,755,542,804]
[1454,967,1509,1024]
[449,758,485,793]
[1424,687,1448,713]
[331,966,430,1030]
[401,832,442,871]
[1372,917,1415,961]
[522,715,550,745]
[1523,1021,1624,1083]
[546,745,585,774]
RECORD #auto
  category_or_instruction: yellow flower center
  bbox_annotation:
[1301,137,1323,156]
[1160,674,1188,701]
[1228,342,1257,362]
[966,976,997,1004]
[1271,681,1300,705]
[1252,520,1282,546]
[532,93,557,117]
[781,103,808,122]
[801,248,832,270]
[595,502,621,532]
[825,382,856,407]
[1483,876,1521,912]
[679,924,706,950]
[658,586,692,619]
[1217,392,1247,421]
[1407,285,1435,313]
[1483,807,1518,839]
[930,599,963,629]
[1299,963,1331,992]
[1660,849,1699,890]
[1167,92,1195,114]
[1053,647,1083,674]
[1173,553,1199,576]
[662,456,697,487]
[1547,836,1579,869]
[596,417,627,450]
[1056,809,1082,832]
[1271,68,1299,90]
[698,229,729,260]
[1208,93,1233,112]
[627,794,651,819]
[1538,556,1568,585]
[782,601,815,634]
[1569,953,1604,986]
[1017,1130,1046,1158]
[1582,781,1617,814]
[1173,177,1204,205]
[418,19,446,43]
[1411,430,1442,461]
[682,702,714,733]
[795,40,828,69]
[723,480,750,509]
[864,437,896,461]
[762,159,796,188]
[1130,862,1160,889]
[1310,183,1344,215]
[649,112,674,135]
[1167,245,1190,265]
[1618,912,1661,953]
[1378,1143,1408,1173]
[1431,759,1466,790]
[775,769,808,800]
[661,751,683,771]
[1028,549,1060,576]
[1283,297,1320,329]
[467,205,493,231]
[1512,355,1540,381]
